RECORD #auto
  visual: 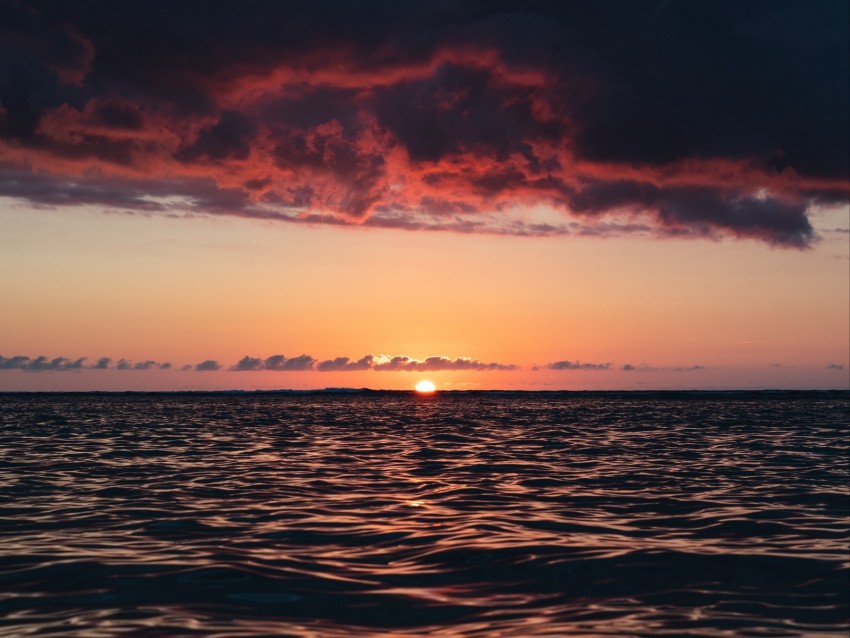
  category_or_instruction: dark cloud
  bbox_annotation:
[569,181,816,248]
[230,354,316,371]
[372,62,557,164]
[194,359,221,371]
[176,110,256,162]
[92,99,143,130]
[826,363,845,370]
[569,1,849,179]
[270,120,388,219]
[539,360,612,371]
[317,355,374,372]
[0,0,846,246]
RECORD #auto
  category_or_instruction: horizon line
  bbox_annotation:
[2,388,848,395]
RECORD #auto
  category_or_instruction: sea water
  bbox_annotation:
[1,391,847,637]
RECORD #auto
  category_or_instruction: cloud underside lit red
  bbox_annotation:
[1,2,847,247]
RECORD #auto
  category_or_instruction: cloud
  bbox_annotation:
[141,360,170,370]
[230,356,263,371]
[537,360,612,371]
[0,356,30,370]
[0,355,85,371]
[91,357,111,369]
[0,354,181,371]
[317,355,374,372]
[230,354,316,371]
[622,364,708,372]
[826,363,845,370]
[265,354,315,371]
[568,182,817,248]
[0,2,845,247]
[0,352,520,373]
[115,359,170,370]
[232,353,517,372]
[370,355,518,372]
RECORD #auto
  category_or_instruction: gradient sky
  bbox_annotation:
[1,0,848,391]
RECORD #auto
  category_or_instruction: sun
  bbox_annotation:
[415,380,436,393]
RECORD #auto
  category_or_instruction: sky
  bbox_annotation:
[0,0,848,391]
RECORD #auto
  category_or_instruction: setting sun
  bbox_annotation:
[415,380,436,393]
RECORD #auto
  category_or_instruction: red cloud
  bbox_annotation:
[1,2,847,247]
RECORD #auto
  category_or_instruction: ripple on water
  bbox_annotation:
[0,391,847,637]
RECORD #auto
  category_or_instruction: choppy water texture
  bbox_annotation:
[1,391,848,637]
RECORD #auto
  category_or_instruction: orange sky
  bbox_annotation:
[1,199,847,391]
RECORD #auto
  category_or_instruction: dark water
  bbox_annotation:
[1,391,847,637]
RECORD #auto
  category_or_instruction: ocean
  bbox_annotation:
[1,391,847,637]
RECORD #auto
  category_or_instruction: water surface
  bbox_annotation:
[1,391,847,636]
